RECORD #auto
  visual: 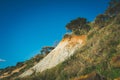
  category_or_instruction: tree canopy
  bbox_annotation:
[41,46,54,55]
[105,0,120,16]
[94,0,120,28]
[94,14,110,27]
[65,17,89,31]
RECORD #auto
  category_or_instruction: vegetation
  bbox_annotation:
[41,46,54,55]
[94,0,120,28]
[66,17,90,35]
[105,0,120,17]
[15,14,120,80]
[0,46,54,80]
[1,0,120,80]
[94,14,111,27]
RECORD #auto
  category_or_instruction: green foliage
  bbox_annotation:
[2,16,120,80]
[87,28,98,40]
[41,46,54,55]
[114,14,120,24]
[16,62,24,67]
[1,1,120,80]
[66,17,87,30]
[65,17,90,35]
[63,33,71,38]
[0,66,15,75]
[94,14,111,28]
[82,61,120,80]
[25,19,120,80]
[0,45,55,80]
[94,0,120,28]
[105,0,120,16]
[0,53,46,80]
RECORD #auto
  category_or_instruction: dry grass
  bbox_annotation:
[110,54,120,68]
[72,71,105,80]
[0,65,26,79]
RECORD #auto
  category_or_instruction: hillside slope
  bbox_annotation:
[17,15,120,80]
[1,12,120,80]
[19,35,86,78]
[1,16,120,80]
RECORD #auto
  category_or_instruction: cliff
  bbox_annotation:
[19,35,86,77]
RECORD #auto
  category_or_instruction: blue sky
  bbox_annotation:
[0,0,109,68]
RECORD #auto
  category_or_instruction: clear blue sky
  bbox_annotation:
[0,0,109,68]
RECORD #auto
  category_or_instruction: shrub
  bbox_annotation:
[65,17,90,35]
[110,54,120,68]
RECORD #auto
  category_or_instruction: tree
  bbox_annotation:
[94,0,120,28]
[16,62,24,67]
[65,17,90,32]
[105,0,120,16]
[95,14,110,27]
[41,46,54,55]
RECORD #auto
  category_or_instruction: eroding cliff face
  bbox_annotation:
[20,35,86,77]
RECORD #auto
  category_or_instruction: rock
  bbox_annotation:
[19,35,86,78]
